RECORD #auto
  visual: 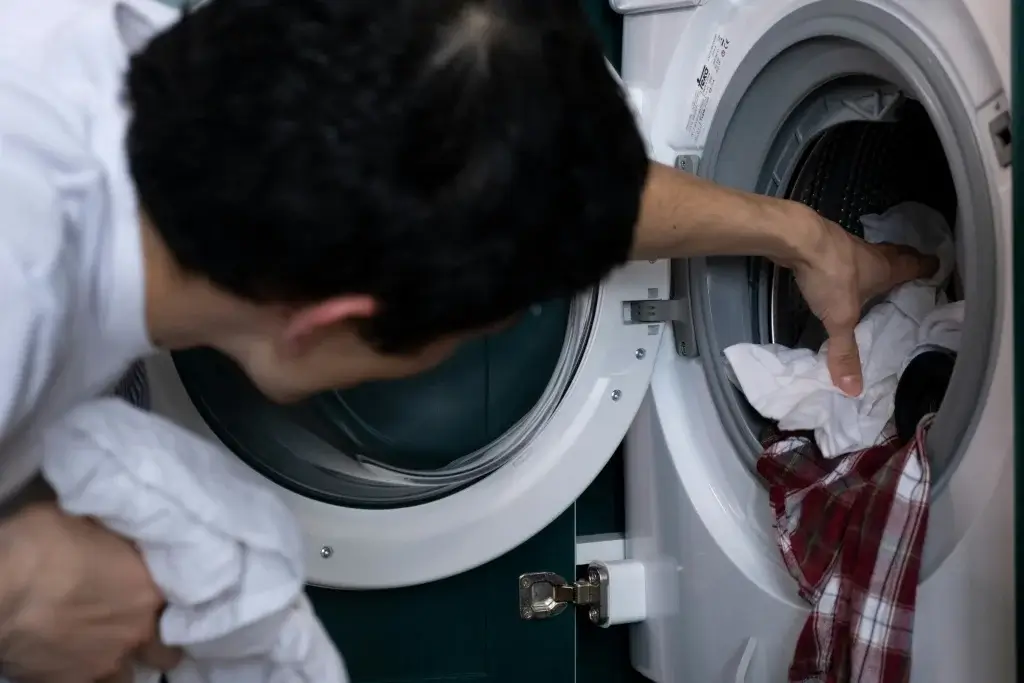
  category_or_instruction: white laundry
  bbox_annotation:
[20,398,348,683]
[724,202,964,457]
[903,299,965,371]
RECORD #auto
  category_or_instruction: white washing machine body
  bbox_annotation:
[618,0,1013,681]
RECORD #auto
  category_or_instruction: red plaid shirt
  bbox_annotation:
[757,417,932,683]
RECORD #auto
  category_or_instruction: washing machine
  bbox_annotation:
[143,0,1012,680]
[613,0,1014,681]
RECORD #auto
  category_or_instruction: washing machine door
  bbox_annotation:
[146,261,667,588]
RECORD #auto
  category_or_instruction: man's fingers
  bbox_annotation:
[825,328,863,397]
[135,640,184,672]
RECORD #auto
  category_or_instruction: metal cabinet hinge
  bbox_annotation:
[622,298,699,357]
[518,564,609,625]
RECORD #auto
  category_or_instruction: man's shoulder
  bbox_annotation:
[0,0,105,64]
[0,0,176,284]
[0,68,92,288]
[0,0,178,97]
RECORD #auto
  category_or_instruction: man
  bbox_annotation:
[0,0,936,680]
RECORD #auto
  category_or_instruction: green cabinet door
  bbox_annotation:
[309,508,576,683]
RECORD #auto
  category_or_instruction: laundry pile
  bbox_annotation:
[725,202,962,683]
[16,392,348,683]
[758,421,931,683]
[726,202,961,457]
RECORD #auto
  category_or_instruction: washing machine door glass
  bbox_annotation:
[172,296,591,508]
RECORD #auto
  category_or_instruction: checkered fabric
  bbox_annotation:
[757,417,932,683]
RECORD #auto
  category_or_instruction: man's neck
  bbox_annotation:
[140,218,240,351]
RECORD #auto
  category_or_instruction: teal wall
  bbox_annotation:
[583,0,624,70]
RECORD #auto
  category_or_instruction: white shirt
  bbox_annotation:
[0,8,350,678]
[0,0,176,502]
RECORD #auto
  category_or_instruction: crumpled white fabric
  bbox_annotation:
[24,398,348,683]
[902,299,964,373]
[724,202,964,458]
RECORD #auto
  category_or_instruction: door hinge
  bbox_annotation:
[622,298,699,357]
[518,564,609,625]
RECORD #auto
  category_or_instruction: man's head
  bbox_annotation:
[126,0,648,401]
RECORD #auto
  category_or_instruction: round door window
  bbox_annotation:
[173,294,596,508]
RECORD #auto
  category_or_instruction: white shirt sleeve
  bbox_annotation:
[0,139,76,449]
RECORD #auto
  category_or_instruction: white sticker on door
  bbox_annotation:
[684,33,731,141]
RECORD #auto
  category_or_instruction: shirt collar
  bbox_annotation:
[114,0,178,55]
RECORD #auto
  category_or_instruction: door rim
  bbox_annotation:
[147,259,668,589]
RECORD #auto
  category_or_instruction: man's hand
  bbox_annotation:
[0,503,181,682]
[630,163,939,395]
[788,207,939,396]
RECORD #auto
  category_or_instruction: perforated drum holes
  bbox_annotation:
[769,100,958,350]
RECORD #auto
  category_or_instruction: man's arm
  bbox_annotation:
[0,142,75,451]
[630,162,817,265]
[630,162,937,395]
[0,76,178,679]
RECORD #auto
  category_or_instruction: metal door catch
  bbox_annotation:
[623,298,699,357]
[623,299,688,324]
[518,564,609,625]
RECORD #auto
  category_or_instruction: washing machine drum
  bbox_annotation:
[708,97,962,479]
[767,100,957,352]
[170,297,589,508]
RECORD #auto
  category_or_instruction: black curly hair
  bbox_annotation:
[126,0,648,352]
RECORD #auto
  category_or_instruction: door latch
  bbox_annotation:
[622,297,699,357]
[518,564,609,625]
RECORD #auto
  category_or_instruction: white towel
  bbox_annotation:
[724,202,964,457]
[24,398,348,683]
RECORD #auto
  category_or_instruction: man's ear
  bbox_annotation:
[280,295,377,354]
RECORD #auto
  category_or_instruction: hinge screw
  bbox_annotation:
[611,390,622,401]
[320,545,333,559]
[635,348,646,360]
